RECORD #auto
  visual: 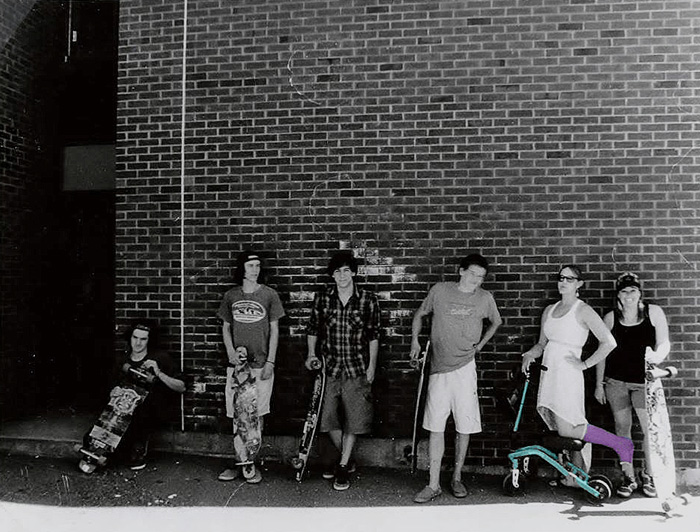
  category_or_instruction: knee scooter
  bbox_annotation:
[501,364,614,504]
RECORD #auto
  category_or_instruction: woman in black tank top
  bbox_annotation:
[596,273,671,498]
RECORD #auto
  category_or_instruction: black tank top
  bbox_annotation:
[605,312,656,384]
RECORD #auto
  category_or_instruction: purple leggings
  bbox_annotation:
[583,424,634,463]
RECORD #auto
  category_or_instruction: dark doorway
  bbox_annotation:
[40,192,116,411]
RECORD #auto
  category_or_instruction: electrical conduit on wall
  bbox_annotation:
[179,0,188,432]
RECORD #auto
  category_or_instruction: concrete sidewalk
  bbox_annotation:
[1,410,698,532]
[0,451,698,532]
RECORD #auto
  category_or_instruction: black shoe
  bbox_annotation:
[333,464,350,491]
[617,474,638,498]
[129,461,147,471]
[324,459,356,479]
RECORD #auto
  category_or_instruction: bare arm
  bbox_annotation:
[261,320,279,380]
[579,304,616,370]
[222,321,238,365]
[410,307,430,359]
[594,311,615,405]
[366,338,379,384]
[155,370,186,393]
[521,307,550,373]
[646,304,670,364]
[306,334,319,370]
[476,314,502,352]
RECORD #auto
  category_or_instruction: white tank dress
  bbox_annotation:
[536,299,590,430]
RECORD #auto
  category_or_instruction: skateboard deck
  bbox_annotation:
[291,356,326,481]
[78,366,155,473]
[230,359,261,470]
[409,341,430,474]
[645,363,682,513]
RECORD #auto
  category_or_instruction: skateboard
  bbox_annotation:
[291,356,326,481]
[645,364,688,514]
[77,365,155,473]
[229,350,262,479]
[407,341,430,474]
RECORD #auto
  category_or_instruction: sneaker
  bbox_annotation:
[217,468,240,482]
[640,470,657,498]
[129,461,146,471]
[323,459,356,479]
[414,485,442,503]
[333,464,350,491]
[242,464,262,484]
[450,479,469,498]
[617,474,638,498]
[322,464,336,480]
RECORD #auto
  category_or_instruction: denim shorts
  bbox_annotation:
[319,375,373,434]
[604,377,645,412]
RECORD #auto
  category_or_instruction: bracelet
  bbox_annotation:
[265,360,275,366]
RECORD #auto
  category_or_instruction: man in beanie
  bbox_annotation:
[217,251,285,483]
[305,250,381,491]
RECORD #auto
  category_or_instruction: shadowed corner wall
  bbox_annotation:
[115,0,699,474]
[0,0,64,420]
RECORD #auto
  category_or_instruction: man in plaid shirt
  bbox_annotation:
[305,251,380,491]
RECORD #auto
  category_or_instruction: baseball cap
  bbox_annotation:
[237,251,261,265]
[615,272,641,292]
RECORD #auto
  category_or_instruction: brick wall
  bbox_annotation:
[0,0,63,418]
[116,0,700,471]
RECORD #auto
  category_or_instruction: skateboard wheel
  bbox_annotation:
[585,475,613,504]
[78,460,97,474]
[290,457,303,470]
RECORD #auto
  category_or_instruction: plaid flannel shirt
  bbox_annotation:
[307,284,381,379]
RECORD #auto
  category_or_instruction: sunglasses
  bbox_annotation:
[557,275,579,283]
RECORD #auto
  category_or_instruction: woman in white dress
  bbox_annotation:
[522,265,636,492]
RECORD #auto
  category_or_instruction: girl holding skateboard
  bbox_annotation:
[521,265,637,493]
[595,272,671,498]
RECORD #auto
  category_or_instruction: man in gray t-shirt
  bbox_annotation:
[410,254,502,504]
[216,251,285,484]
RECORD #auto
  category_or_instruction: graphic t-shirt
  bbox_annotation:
[418,282,501,374]
[217,285,285,368]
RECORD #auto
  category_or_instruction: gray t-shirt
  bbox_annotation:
[217,284,285,368]
[418,282,501,374]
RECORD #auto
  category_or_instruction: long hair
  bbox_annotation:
[233,251,266,286]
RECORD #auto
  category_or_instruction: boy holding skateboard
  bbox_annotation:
[217,251,285,484]
[111,320,185,470]
[410,254,502,503]
[305,251,381,491]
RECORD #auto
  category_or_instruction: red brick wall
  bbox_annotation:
[0,0,63,418]
[116,0,700,470]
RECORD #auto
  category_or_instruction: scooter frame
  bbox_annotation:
[503,364,613,503]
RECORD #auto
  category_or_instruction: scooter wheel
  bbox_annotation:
[290,457,303,470]
[502,472,527,496]
[585,475,613,504]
